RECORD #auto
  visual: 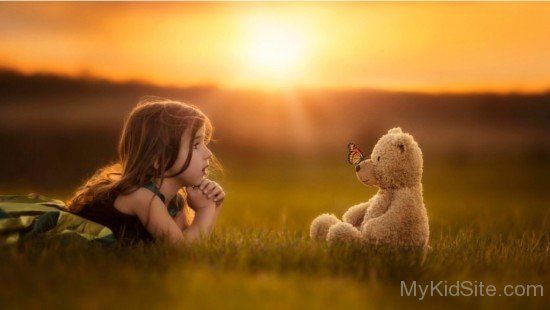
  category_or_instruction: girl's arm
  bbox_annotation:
[137,195,187,245]
[173,189,223,232]
[185,179,225,233]
[185,183,224,235]
[135,189,217,245]
[173,209,189,231]
[181,204,217,241]
[139,179,224,245]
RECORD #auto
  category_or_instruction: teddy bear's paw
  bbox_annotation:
[342,203,368,227]
[310,213,340,241]
[327,222,361,246]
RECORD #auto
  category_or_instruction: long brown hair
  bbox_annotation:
[66,97,215,227]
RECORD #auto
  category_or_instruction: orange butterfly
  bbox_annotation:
[347,143,366,165]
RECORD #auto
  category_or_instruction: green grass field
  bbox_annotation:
[1,158,548,309]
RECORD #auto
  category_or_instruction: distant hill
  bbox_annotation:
[1,68,549,188]
[1,68,548,151]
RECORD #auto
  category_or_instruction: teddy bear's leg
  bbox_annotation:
[310,214,341,241]
[327,222,362,245]
[361,216,398,245]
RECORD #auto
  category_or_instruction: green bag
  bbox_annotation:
[0,194,116,245]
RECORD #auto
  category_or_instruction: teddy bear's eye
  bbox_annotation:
[377,156,380,162]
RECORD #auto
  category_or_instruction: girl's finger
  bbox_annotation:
[209,187,222,198]
[214,191,225,202]
[198,179,211,190]
[204,182,218,195]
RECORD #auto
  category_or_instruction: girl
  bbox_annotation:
[66,97,225,246]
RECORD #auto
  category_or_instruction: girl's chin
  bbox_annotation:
[194,175,207,185]
[177,175,204,187]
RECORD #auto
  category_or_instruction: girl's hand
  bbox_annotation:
[186,185,216,211]
[198,179,225,207]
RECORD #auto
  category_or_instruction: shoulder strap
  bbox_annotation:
[167,196,183,217]
[143,181,183,217]
[143,180,166,203]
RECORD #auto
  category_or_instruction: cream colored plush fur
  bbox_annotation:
[310,127,429,248]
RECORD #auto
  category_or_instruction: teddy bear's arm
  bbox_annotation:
[342,197,375,227]
[361,206,401,245]
[361,191,425,246]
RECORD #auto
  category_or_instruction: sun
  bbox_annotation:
[246,21,306,77]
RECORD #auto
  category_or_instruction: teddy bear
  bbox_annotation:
[310,127,429,248]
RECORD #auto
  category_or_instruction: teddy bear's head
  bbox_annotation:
[355,127,423,189]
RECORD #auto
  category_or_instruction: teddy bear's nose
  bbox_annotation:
[355,165,361,172]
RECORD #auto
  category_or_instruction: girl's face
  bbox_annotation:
[167,125,212,186]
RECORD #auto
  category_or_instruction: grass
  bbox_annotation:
[1,158,548,309]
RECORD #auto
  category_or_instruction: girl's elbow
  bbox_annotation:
[181,225,210,243]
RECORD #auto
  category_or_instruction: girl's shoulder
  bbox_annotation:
[113,187,157,217]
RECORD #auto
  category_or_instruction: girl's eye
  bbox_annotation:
[377,156,381,162]
[193,142,200,149]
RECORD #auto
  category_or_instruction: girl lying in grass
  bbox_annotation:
[66,97,225,246]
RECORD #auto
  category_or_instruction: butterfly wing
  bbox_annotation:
[347,143,365,165]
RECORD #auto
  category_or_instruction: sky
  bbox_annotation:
[1,2,549,93]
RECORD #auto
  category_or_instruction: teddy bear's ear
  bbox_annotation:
[388,127,403,135]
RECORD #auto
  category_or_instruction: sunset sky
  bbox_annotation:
[1,2,549,93]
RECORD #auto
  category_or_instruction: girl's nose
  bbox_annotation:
[355,165,361,172]
[204,146,213,159]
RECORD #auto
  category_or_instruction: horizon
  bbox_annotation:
[1,2,550,94]
[3,67,549,96]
